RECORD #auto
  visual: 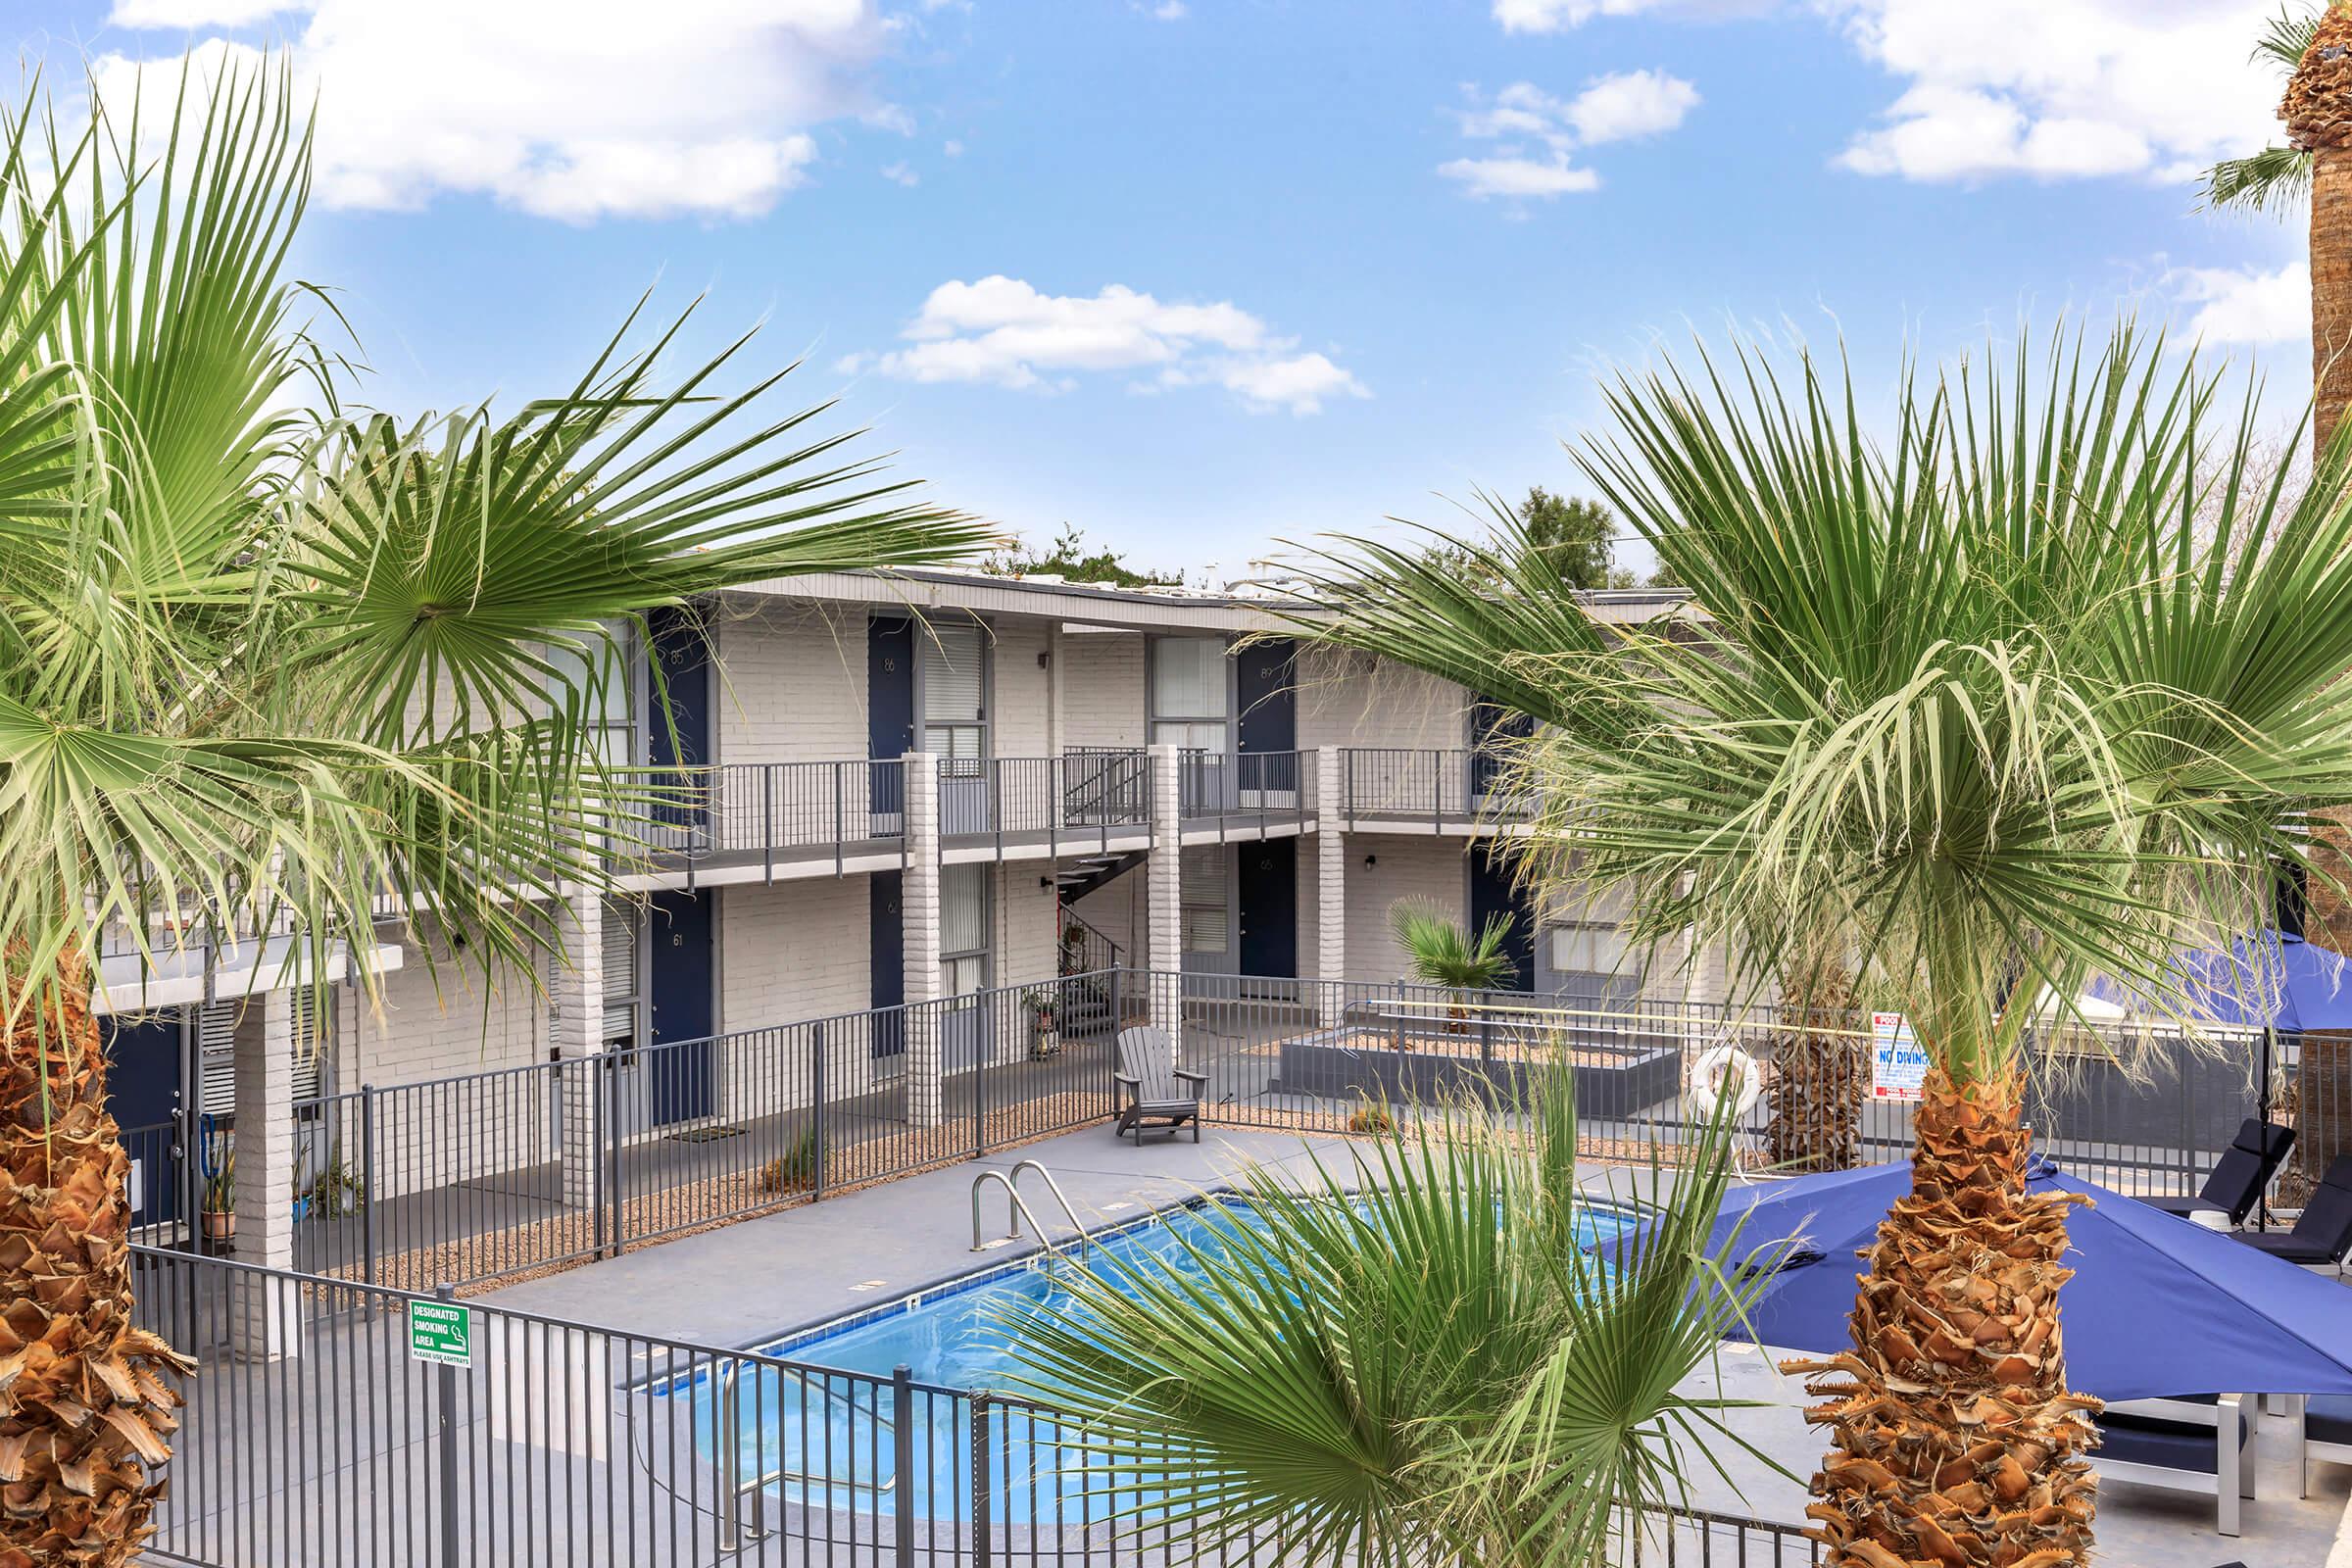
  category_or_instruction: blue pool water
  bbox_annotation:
[669,1197,1632,1523]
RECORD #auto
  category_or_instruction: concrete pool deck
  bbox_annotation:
[482,1122,1364,1346]
[483,1123,2352,1564]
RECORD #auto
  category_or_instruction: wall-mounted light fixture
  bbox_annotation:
[1363,854,1378,869]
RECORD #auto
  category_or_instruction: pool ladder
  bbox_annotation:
[713,1364,892,1548]
[971,1159,1090,1270]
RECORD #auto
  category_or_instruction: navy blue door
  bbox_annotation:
[1468,848,1535,992]
[1471,698,1534,800]
[869,616,916,827]
[869,870,906,1058]
[1236,639,1296,753]
[105,1012,184,1225]
[647,891,716,1123]
[1238,840,1298,979]
[649,606,712,842]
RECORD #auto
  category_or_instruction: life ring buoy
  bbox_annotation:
[1688,1042,1762,1120]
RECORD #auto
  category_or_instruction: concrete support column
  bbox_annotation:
[1147,745,1184,1049]
[1316,746,1348,1021]
[228,988,299,1361]
[551,888,606,1211]
[902,751,944,1128]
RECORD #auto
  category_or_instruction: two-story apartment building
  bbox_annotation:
[97,568,1716,1279]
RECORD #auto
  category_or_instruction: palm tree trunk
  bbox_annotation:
[1785,1069,2101,1567]
[0,944,190,1567]
[2316,143,2352,457]
[1766,952,1860,1172]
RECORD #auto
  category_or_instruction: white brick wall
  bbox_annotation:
[1296,645,1470,753]
[1060,629,1146,751]
[718,879,872,1032]
[986,616,1054,757]
[332,916,551,1202]
[710,600,868,764]
[1344,835,1470,982]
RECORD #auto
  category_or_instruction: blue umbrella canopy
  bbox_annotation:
[2172,929,2352,1034]
[1610,1158,2352,1401]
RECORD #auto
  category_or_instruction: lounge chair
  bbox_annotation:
[2092,1394,2252,1537]
[1113,1027,1205,1145]
[2229,1154,2352,1271]
[2283,1394,2352,1497]
[2145,1118,2295,1227]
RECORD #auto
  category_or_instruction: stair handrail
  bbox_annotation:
[1059,905,1125,972]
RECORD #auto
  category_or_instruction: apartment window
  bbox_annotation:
[602,900,640,1051]
[1179,846,1228,955]
[941,862,990,995]
[922,622,987,776]
[1549,922,1631,977]
[544,620,636,769]
[1150,636,1228,754]
[194,995,326,1115]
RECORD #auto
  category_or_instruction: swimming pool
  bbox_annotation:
[668,1194,1633,1524]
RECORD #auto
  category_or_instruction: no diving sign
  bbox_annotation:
[408,1299,474,1369]
[1870,1011,1927,1102]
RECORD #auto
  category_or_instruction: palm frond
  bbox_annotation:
[1000,1064,1784,1565]
[1388,897,1517,991]
[2200,144,2312,214]
[1312,325,2352,1079]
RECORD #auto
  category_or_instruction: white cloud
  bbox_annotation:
[94,1,898,222]
[109,0,301,22]
[880,161,920,186]
[1218,352,1369,415]
[1440,155,1600,199]
[2175,260,2309,347]
[944,139,965,157]
[847,276,1367,415]
[1443,73,1696,201]
[1493,0,1674,32]
[1564,69,1700,144]
[1153,0,1190,18]
[1832,1,2285,184]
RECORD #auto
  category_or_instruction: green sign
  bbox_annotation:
[408,1299,473,1368]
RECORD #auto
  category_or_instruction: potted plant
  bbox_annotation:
[200,1149,236,1247]
[1023,985,1062,1058]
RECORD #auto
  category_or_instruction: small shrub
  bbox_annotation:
[758,1128,826,1193]
[1346,1103,1396,1136]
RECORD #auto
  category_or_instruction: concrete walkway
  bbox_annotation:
[482,1122,1359,1346]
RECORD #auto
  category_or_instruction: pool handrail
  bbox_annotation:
[714,1360,897,1545]
[970,1167,1088,1270]
[1008,1159,1092,1268]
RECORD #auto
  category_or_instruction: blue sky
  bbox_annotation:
[11,1,2311,577]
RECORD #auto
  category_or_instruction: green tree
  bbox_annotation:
[983,523,1183,587]
[1305,327,2352,1565]
[0,67,990,1565]
[1005,1065,1785,1567]
[1516,485,1617,589]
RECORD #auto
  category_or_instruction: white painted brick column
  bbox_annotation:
[1316,746,1348,1021]
[228,989,299,1361]
[902,751,944,1128]
[1147,745,1184,1049]
[551,888,605,1211]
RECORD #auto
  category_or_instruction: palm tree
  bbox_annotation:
[1303,326,2352,1564]
[1389,896,1514,1031]
[1005,1063,1787,1567]
[1301,496,1867,1168]
[0,67,992,1566]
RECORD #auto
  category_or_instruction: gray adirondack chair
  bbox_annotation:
[1113,1027,1205,1144]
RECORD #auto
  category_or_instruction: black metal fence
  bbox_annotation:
[129,1244,1821,1568]
[141,966,2301,1300]
[191,971,1134,1293]
[1161,972,2275,1198]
